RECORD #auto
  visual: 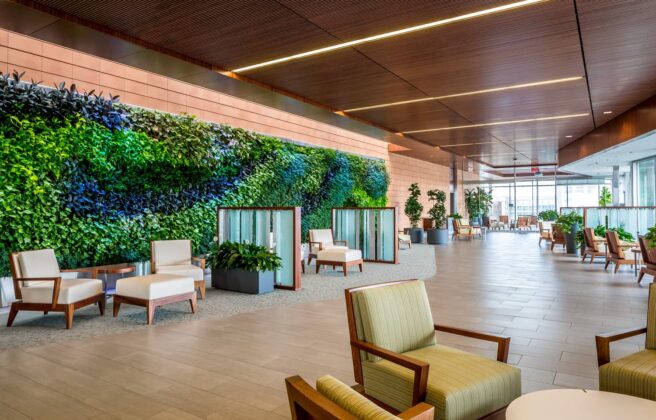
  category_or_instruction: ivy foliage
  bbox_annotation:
[0,72,389,275]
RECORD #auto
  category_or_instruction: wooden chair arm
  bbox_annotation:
[351,340,429,405]
[398,402,435,420]
[16,276,62,309]
[595,326,647,366]
[192,256,206,270]
[435,324,511,363]
[309,241,323,251]
[60,268,99,278]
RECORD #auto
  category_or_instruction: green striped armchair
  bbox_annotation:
[345,280,521,420]
[596,282,656,401]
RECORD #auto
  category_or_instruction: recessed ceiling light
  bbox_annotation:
[342,76,583,112]
[230,0,548,72]
[400,113,590,134]
[565,135,573,138]
[439,141,497,147]
[603,110,613,114]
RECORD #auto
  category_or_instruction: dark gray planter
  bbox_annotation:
[565,223,579,255]
[212,268,274,294]
[427,228,449,245]
[409,227,424,243]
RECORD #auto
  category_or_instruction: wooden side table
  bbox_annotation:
[92,263,136,296]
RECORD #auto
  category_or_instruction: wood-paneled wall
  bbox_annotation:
[0,29,454,228]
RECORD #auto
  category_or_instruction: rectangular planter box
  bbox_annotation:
[211,268,274,294]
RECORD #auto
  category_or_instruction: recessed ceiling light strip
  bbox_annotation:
[401,113,589,134]
[343,76,582,113]
[231,0,548,73]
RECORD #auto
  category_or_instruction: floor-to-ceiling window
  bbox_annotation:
[634,157,656,206]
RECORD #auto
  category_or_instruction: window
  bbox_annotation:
[635,157,656,206]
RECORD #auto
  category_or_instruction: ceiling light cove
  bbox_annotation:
[343,76,582,113]
[400,113,589,134]
[231,0,549,73]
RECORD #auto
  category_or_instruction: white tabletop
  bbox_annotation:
[506,389,656,420]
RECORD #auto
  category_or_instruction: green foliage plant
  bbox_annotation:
[464,187,493,219]
[599,186,612,207]
[206,241,282,272]
[538,210,558,221]
[645,226,656,248]
[404,183,423,228]
[427,189,447,229]
[448,213,462,220]
[554,211,584,235]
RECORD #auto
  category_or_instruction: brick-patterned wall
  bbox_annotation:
[0,29,452,228]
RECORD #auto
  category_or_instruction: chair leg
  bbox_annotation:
[146,302,155,325]
[307,255,313,266]
[359,263,363,272]
[198,282,206,300]
[638,269,646,284]
[604,259,611,270]
[98,297,106,316]
[315,263,320,274]
[189,294,198,314]
[6,304,19,327]
[65,304,75,329]
[551,242,555,251]
[614,262,620,273]
[581,253,587,262]
[43,311,49,315]
[343,264,348,277]
[113,300,121,317]
[301,260,305,273]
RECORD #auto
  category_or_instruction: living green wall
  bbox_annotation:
[0,72,388,275]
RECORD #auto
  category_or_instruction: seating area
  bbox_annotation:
[3,1,656,419]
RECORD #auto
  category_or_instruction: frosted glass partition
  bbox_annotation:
[332,207,398,264]
[560,207,585,216]
[217,207,301,290]
[584,207,656,238]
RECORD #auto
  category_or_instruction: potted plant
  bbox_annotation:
[465,187,493,226]
[646,226,656,248]
[404,183,424,243]
[554,211,584,255]
[208,241,282,294]
[426,189,448,245]
[538,210,558,221]
[599,186,612,207]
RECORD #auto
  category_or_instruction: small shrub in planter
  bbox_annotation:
[538,210,558,221]
[404,183,424,243]
[554,211,584,255]
[207,241,282,294]
[427,189,448,245]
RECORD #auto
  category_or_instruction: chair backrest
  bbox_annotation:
[530,216,538,225]
[584,228,599,252]
[151,240,192,271]
[285,375,407,420]
[605,230,624,259]
[499,215,509,224]
[647,283,656,350]
[460,218,470,226]
[552,224,565,241]
[639,236,656,266]
[346,280,435,367]
[309,229,334,246]
[452,218,459,233]
[483,216,490,228]
[517,216,529,227]
[9,249,61,291]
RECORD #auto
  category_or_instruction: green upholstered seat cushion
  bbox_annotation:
[352,281,436,362]
[599,349,656,401]
[362,344,521,420]
[316,375,399,420]
[647,283,656,350]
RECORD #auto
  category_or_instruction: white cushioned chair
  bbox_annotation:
[307,229,348,265]
[151,240,206,299]
[7,249,105,329]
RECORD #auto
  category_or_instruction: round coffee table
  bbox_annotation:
[506,389,656,419]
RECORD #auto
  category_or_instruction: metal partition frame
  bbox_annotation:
[217,207,301,290]
[331,207,399,264]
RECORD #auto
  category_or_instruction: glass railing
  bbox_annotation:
[584,207,656,238]
[217,207,301,290]
[332,207,398,263]
[560,207,585,216]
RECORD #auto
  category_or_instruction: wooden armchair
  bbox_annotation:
[286,375,434,420]
[398,231,412,249]
[151,240,206,299]
[7,249,105,329]
[538,221,553,246]
[345,280,520,419]
[308,229,348,265]
[581,227,606,264]
[451,219,472,240]
[516,216,530,231]
[604,231,633,273]
[596,282,656,401]
[638,236,656,284]
[529,215,538,230]
[550,224,566,251]
[499,215,509,230]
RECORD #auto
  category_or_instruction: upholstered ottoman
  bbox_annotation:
[113,274,197,325]
[316,249,363,277]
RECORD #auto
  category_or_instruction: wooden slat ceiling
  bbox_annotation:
[19,0,656,170]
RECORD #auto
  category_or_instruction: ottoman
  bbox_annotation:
[316,249,363,277]
[113,274,196,325]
